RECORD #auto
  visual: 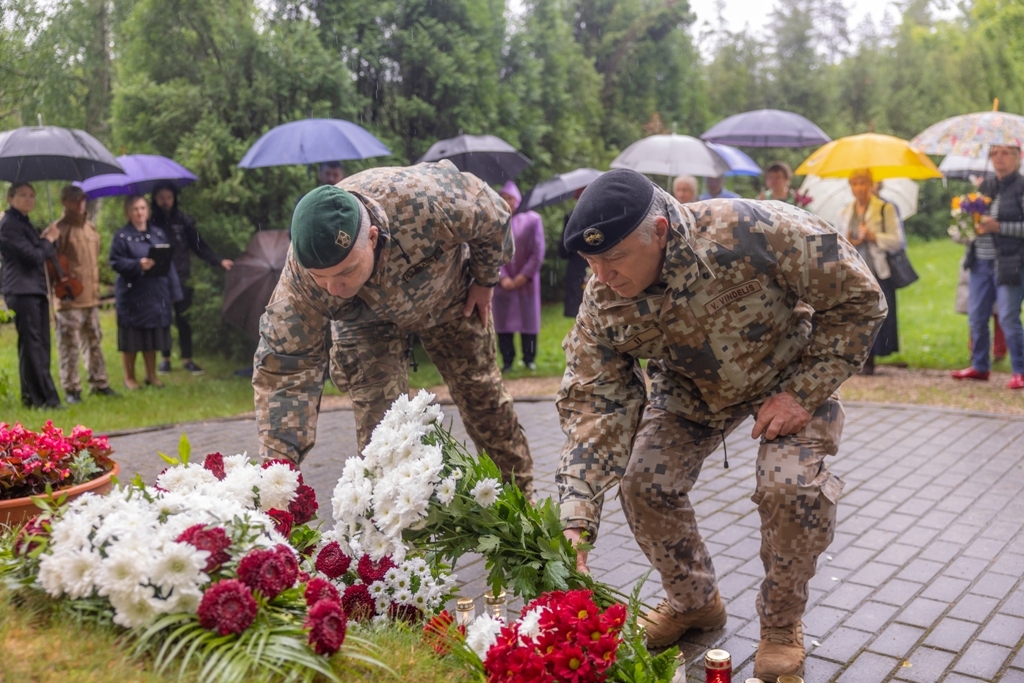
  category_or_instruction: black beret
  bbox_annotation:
[564,168,656,255]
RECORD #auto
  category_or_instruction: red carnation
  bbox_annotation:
[202,452,226,480]
[262,458,303,484]
[237,544,298,599]
[356,554,395,584]
[340,583,376,621]
[176,524,232,573]
[314,542,352,579]
[268,509,294,538]
[387,601,422,624]
[305,577,341,607]
[197,579,257,635]
[306,599,347,655]
[288,484,318,525]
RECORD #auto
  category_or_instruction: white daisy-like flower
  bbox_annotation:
[518,606,547,643]
[60,547,104,599]
[451,468,464,480]
[167,586,203,614]
[393,588,413,604]
[150,542,208,591]
[259,463,301,511]
[108,587,160,628]
[95,546,149,597]
[364,530,393,561]
[383,567,405,585]
[156,464,217,494]
[465,614,504,659]
[436,477,457,505]
[368,581,388,599]
[221,453,252,474]
[470,478,501,508]
[411,592,429,610]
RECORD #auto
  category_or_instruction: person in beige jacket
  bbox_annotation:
[835,168,903,375]
[42,186,115,403]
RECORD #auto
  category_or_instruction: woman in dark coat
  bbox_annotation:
[109,194,181,389]
[0,182,62,407]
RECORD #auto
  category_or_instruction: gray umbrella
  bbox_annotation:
[701,109,831,148]
[519,168,604,213]
[0,125,124,182]
[417,134,531,185]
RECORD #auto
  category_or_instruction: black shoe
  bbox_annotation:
[158,359,171,374]
[65,391,83,405]
[91,386,117,397]
[183,360,205,375]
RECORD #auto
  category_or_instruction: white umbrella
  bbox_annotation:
[937,147,1024,180]
[610,134,730,178]
[798,175,920,227]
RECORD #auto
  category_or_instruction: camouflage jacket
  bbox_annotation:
[254,161,514,462]
[556,196,886,538]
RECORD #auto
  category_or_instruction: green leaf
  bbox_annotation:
[542,559,570,590]
[475,535,501,554]
[158,451,180,466]
[178,433,192,465]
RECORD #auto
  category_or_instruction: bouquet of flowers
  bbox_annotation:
[1,421,114,499]
[793,189,813,208]
[948,192,992,242]
[1,438,385,683]
[330,393,621,606]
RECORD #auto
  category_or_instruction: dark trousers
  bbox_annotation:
[163,286,193,359]
[497,332,537,368]
[6,294,60,407]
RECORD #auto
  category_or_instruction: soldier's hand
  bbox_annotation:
[563,528,590,573]
[464,282,493,325]
[751,392,812,441]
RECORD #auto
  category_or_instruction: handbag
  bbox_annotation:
[881,202,919,289]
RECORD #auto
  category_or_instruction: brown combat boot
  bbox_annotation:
[753,621,805,682]
[639,591,727,648]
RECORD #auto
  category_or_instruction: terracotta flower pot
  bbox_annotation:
[0,461,120,527]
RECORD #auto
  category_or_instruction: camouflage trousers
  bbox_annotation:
[620,397,845,627]
[55,307,110,393]
[330,313,534,496]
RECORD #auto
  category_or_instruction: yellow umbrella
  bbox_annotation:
[795,133,942,181]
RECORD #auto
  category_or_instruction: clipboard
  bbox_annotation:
[146,244,173,278]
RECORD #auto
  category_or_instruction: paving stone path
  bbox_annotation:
[108,400,1024,682]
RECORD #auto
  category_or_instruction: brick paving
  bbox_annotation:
[108,400,1024,682]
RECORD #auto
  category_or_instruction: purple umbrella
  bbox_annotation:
[237,118,391,168]
[76,154,198,199]
[702,109,831,148]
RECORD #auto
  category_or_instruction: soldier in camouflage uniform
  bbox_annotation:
[556,169,885,681]
[253,161,533,495]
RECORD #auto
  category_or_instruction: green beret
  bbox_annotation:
[291,185,362,269]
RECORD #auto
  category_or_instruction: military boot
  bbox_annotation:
[639,590,727,648]
[753,621,805,682]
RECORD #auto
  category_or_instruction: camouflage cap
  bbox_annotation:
[564,168,656,255]
[291,185,361,269]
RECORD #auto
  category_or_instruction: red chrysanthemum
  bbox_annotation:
[262,458,303,484]
[306,599,347,655]
[551,644,592,683]
[268,508,294,538]
[314,542,352,579]
[557,590,599,626]
[176,524,232,573]
[600,603,627,633]
[197,579,257,635]
[340,583,375,621]
[304,577,341,606]
[237,544,298,599]
[387,601,423,624]
[298,571,311,583]
[356,554,395,584]
[590,632,620,672]
[288,484,318,525]
[202,452,226,480]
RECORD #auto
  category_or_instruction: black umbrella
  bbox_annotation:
[222,231,290,341]
[417,134,531,185]
[0,125,124,182]
[519,168,604,213]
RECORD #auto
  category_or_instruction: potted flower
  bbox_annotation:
[0,421,118,526]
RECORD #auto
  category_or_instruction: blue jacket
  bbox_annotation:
[109,223,182,329]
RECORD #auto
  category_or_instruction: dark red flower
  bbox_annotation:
[13,515,48,556]
[197,579,257,635]
[202,452,226,480]
[387,601,422,624]
[288,484,318,525]
[176,524,232,573]
[304,577,341,606]
[314,542,352,579]
[298,571,311,583]
[262,458,303,485]
[268,509,294,538]
[340,583,375,621]
[237,544,298,599]
[306,599,347,655]
[356,554,395,584]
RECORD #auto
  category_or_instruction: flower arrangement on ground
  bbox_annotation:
[948,192,992,242]
[1,421,114,500]
[1,436,385,683]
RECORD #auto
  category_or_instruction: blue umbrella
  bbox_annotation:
[76,154,198,199]
[706,143,761,176]
[238,119,391,168]
[701,109,831,148]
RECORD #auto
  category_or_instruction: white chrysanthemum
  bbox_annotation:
[393,588,413,604]
[411,592,429,610]
[450,468,464,480]
[364,529,393,561]
[259,463,300,511]
[435,477,457,506]
[61,547,104,599]
[222,454,252,474]
[333,477,373,523]
[518,606,547,643]
[470,478,501,508]
[49,515,95,550]
[96,546,149,597]
[156,464,217,494]
[374,597,391,616]
[383,567,405,586]
[109,586,160,628]
[386,569,411,591]
[465,614,504,659]
[37,549,72,597]
[150,542,208,591]
[368,581,388,599]
[168,586,203,614]
[219,466,262,508]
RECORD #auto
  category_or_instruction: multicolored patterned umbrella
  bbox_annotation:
[911,111,1024,158]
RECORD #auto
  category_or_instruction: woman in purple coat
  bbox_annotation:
[494,181,545,371]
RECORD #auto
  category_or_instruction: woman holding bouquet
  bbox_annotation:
[837,168,903,375]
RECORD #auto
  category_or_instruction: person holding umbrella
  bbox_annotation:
[698,175,739,200]
[0,182,62,408]
[150,182,233,375]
